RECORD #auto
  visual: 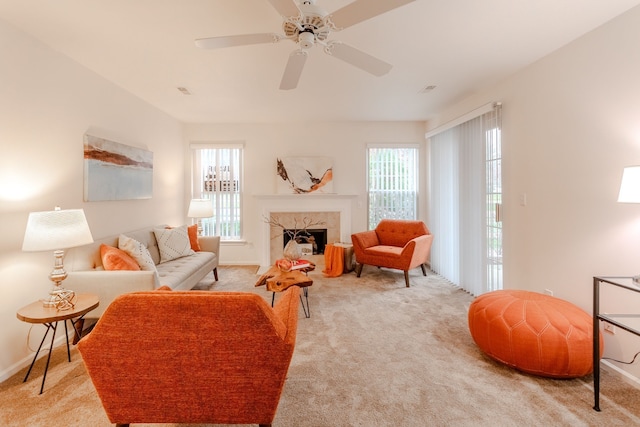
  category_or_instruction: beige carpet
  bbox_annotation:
[1,264,639,427]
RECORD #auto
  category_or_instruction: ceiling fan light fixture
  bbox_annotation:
[298,31,315,49]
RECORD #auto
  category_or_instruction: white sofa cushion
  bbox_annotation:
[119,234,157,271]
[156,251,216,291]
[154,226,195,263]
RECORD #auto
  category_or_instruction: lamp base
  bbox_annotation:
[42,286,76,310]
[43,249,76,310]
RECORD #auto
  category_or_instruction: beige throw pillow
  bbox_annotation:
[118,234,157,271]
[154,225,195,263]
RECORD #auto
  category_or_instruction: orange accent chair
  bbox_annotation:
[468,290,603,378]
[78,287,300,427]
[351,219,433,287]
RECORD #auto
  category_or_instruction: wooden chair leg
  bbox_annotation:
[404,270,410,287]
[213,267,218,281]
[72,318,84,345]
[355,263,363,277]
[115,424,129,427]
[259,424,272,427]
[420,264,427,276]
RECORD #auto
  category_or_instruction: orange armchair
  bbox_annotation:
[351,219,433,287]
[77,287,300,427]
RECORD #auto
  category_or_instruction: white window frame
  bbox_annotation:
[366,144,419,230]
[190,142,244,241]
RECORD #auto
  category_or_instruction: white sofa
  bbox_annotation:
[64,225,220,318]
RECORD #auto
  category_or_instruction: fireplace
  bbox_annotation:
[283,228,328,255]
[268,211,339,264]
[254,193,356,267]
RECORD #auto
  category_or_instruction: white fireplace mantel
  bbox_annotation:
[254,194,357,267]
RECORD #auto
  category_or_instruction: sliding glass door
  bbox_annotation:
[485,109,502,292]
[428,104,502,295]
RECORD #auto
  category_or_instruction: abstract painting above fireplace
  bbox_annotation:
[276,157,333,194]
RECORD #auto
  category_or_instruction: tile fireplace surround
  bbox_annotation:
[255,194,355,266]
[270,211,339,263]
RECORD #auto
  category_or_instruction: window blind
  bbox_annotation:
[367,145,419,230]
[191,143,243,240]
[428,104,502,295]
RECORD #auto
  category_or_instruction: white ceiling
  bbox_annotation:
[1,0,639,123]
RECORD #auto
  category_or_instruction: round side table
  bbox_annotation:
[16,293,99,394]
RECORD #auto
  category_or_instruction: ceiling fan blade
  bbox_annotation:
[329,0,416,30]
[280,50,308,90]
[195,33,280,49]
[267,0,300,18]
[324,42,392,76]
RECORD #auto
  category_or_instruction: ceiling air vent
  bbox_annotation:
[419,85,436,94]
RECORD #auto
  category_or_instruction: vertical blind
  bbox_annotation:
[428,104,502,295]
[367,145,418,230]
[191,143,243,240]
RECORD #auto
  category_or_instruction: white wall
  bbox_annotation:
[183,122,427,265]
[0,19,184,380]
[426,6,640,380]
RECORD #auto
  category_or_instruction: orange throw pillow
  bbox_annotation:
[100,244,141,271]
[188,224,201,251]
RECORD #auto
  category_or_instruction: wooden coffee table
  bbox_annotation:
[256,263,314,318]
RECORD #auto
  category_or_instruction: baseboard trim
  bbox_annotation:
[601,360,640,390]
[0,334,70,383]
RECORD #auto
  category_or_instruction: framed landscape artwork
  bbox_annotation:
[276,157,334,194]
[83,134,153,201]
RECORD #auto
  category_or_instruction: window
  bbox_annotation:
[191,143,243,240]
[367,145,418,230]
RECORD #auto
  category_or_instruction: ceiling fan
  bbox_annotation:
[195,0,416,90]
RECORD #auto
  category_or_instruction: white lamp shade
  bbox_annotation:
[22,208,94,252]
[188,199,213,218]
[618,166,640,203]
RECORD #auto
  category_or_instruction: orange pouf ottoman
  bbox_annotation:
[468,290,602,378]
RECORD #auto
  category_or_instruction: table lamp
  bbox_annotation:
[618,166,640,283]
[618,166,640,203]
[22,207,94,308]
[188,198,213,235]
